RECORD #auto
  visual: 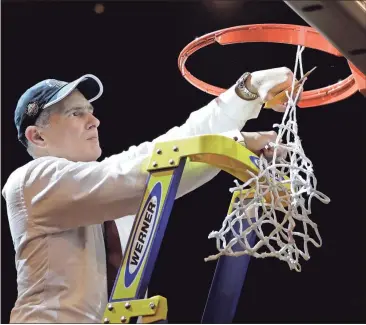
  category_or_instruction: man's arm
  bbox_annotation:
[107,66,294,200]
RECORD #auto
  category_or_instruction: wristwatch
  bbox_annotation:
[235,72,259,101]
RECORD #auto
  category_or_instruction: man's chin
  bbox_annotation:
[90,148,102,162]
[81,147,102,162]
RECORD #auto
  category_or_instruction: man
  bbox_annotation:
[2,67,294,323]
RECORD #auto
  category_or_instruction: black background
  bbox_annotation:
[2,0,365,323]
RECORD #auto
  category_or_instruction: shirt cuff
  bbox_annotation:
[219,129,245,146]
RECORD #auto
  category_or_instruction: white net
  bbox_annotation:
[205,46,330,272]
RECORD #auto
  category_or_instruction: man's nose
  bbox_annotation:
[87,113,100,129]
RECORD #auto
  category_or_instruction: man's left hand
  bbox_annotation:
[241,131,284,159]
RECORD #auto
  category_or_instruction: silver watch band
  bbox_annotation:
[235,72,259,100]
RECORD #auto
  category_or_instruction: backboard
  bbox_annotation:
[284,1,366,77]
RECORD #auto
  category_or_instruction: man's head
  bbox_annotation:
[15,74,103,162]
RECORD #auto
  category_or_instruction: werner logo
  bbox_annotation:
[129,198,157,271]
[124,182,161,287]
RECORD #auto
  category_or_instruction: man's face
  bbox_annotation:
[40,90,102,162]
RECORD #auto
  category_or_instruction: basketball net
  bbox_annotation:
[205,46,330,272]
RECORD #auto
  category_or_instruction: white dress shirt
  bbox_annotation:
[2,85,262,323]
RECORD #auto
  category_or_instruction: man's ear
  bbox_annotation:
[25,126,46,148]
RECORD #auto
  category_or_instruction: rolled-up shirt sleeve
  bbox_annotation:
[4,85,262,231]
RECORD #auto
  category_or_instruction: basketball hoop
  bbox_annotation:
[178,24,366,108]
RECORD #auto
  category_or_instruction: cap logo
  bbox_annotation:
[46,79,64,88]
[26,102,40,116]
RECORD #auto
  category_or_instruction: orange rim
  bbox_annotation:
[178,24,365,108]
